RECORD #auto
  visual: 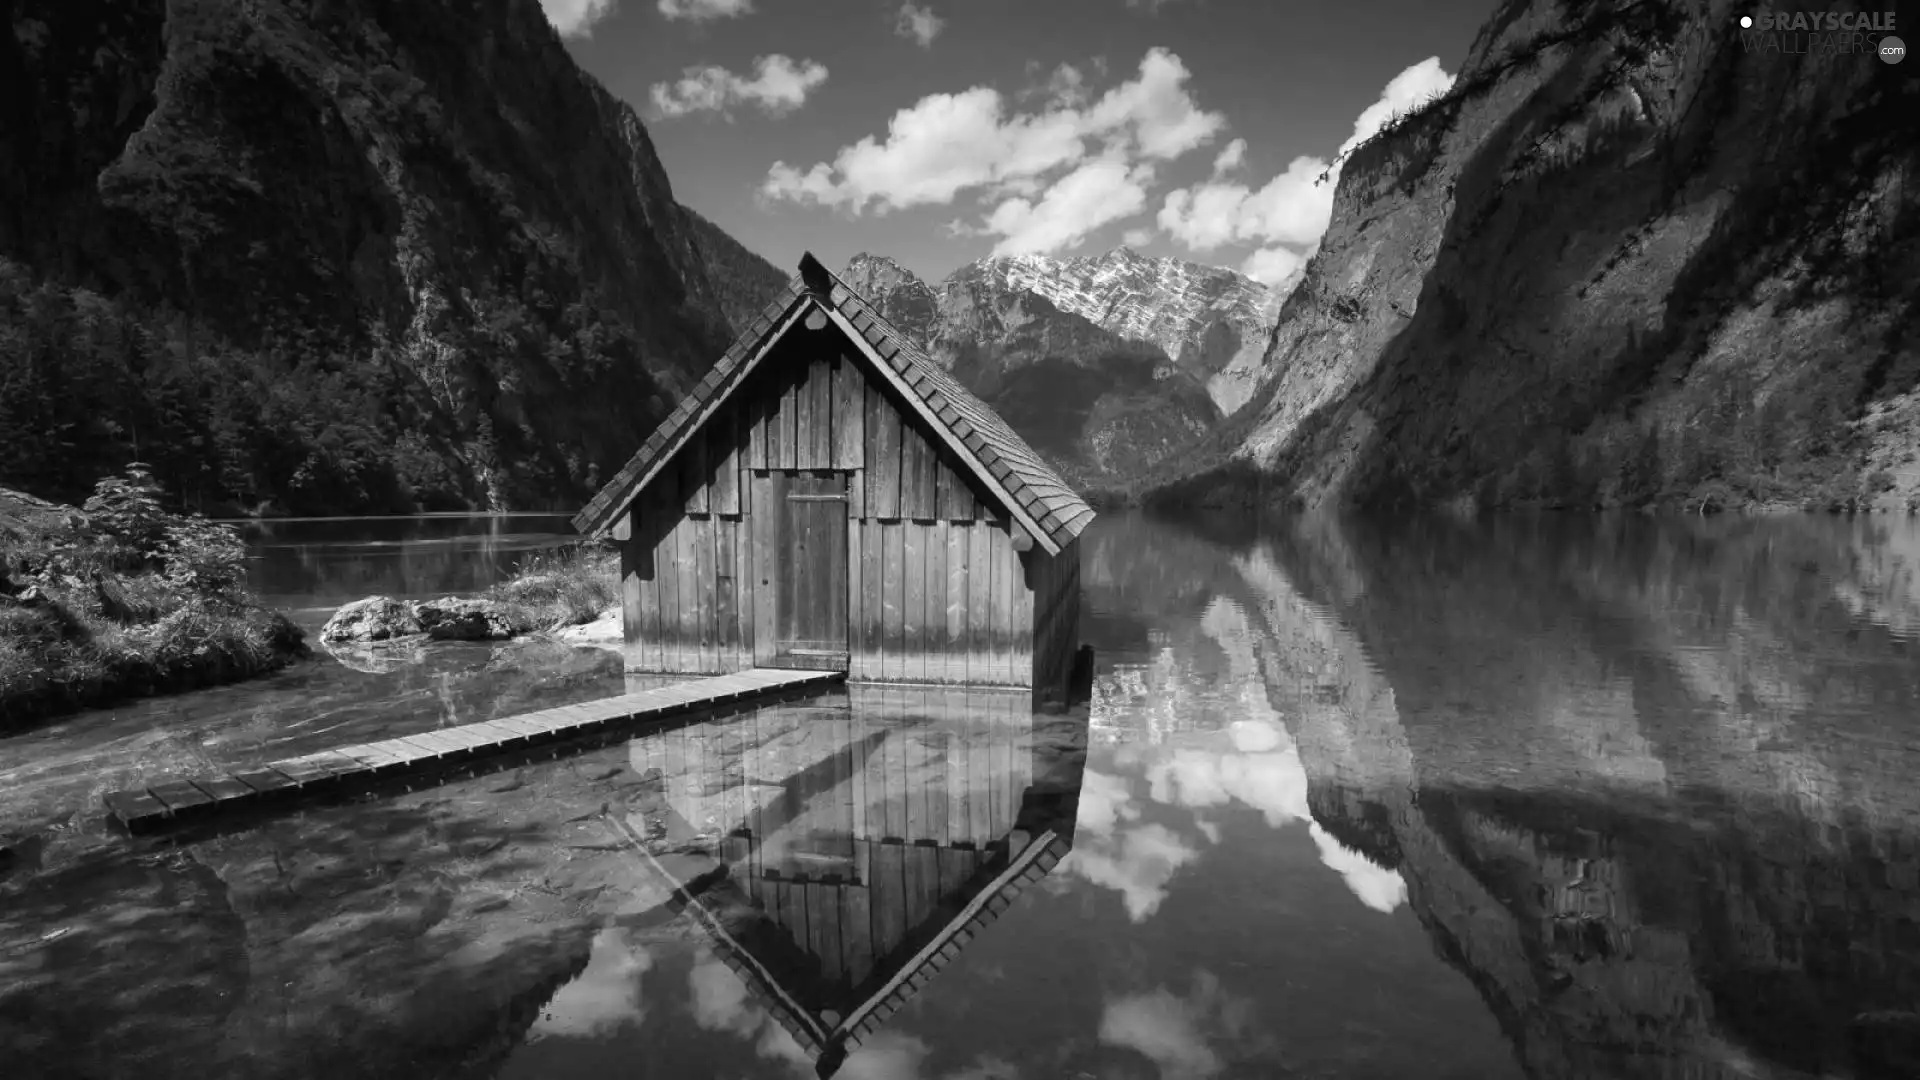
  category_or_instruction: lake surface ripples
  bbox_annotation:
[2,510,1918,1079]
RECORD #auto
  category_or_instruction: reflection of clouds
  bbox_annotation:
[839,1032,930,1079]
[1136,721,1407,913]
[1101,990,1218,1079]
[1307,823,1407,913]
[688,948,1016,1079]
[1087,592,1410,916]
[1078,769,1141,835]
[1099,971,1259,1080]
[1064,821,1202,922]
[687,947,813,1071]
[529,927,652,1040]
[1226,719,1281,753]
[1144,736,1309,828]
[688,946,760,1038]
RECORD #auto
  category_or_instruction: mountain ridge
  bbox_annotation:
[842,248,1276,489]
[0,0,787,516]
[1144,0,1920,514]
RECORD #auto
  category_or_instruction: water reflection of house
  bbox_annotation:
[621,685,1087,1077]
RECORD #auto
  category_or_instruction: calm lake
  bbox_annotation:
[3,510,1919,1080]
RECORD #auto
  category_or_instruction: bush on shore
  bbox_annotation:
[484,541,620,631]
[0,466,308,730]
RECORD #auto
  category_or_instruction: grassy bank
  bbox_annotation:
[1,469,308,731]
[482,541,619,631]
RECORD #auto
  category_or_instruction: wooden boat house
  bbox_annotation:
[573,253,1093,702]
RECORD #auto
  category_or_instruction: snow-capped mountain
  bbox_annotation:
[842,249,1286,491]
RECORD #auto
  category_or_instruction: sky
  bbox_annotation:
[544,0,1492,285]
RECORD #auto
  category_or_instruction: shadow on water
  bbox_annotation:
[4,509,1920,1078]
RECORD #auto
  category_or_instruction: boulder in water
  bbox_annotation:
[320,596,422,642]
[412,597,531,641]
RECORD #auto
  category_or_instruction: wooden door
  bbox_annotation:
[753,471,849,670]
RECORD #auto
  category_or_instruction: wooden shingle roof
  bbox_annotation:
[571,254,1095,552]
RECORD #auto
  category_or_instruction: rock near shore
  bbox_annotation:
[320,596,538,644]
[414,597,534,641]
[319,597,421,642]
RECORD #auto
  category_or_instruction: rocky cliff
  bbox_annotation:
[969,248,1286,416]
[843,250,1278,490]
[0,0,784,516]
[1153,0,1920,514]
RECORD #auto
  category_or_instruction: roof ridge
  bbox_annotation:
[572,262,1095,547]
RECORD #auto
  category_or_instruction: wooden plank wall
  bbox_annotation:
[851,364,1028,686]
[849,518,1029,687]
[620,331,1042,686]
[1028,537,1082,709]
[620,393,754,675]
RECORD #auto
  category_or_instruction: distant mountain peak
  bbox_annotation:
[960,248,1283,413]
[842,254,939,345]
[845,252,928,284]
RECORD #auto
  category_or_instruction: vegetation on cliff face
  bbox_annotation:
[0,469,307,729]
[678,204,790,339]
[0,0,783,517]
[1149,0,1920,515]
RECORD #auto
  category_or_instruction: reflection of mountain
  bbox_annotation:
[616,686,1089,1077]
[1229,513,1920,1080]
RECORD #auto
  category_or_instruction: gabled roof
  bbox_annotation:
[571,253,1095,554]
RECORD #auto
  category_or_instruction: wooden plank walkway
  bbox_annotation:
[103,668,844,836]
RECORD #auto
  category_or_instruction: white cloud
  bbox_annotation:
[1040,62,1089,107]
[658,0,752,20]
[762,48,1223,255]
[980,153,1155,256]
[540,0,616,37]
[651,55,828,119]
[1240,245,1308,287]
[895,2,945,47]
[1334,55,1456,160]
[1210,137,1246,177]
[1154,56,1454,274]
[1123,227,1155,247]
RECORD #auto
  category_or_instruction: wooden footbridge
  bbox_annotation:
[101,667,843,836]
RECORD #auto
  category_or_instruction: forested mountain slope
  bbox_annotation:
[0,0,784,516]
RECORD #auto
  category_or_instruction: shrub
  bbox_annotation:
[160,515,250,600]
[488,542,619,629]
[80,462,170,565]
[1,470,306,729]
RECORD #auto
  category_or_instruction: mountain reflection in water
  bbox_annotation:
[1,510,1917,1079]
